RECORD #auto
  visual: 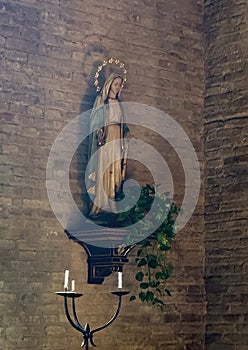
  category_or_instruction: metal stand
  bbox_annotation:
[56,290,130,349]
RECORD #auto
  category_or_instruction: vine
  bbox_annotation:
[117,184,180,308]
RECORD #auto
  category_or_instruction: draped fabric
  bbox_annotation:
[87,73,129,217]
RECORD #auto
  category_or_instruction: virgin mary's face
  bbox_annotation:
[109,77,123,96]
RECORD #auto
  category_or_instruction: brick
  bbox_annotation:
[204,0,248,349]
[0,0,207,350]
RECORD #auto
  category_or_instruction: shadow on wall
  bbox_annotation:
[74,45,109,217]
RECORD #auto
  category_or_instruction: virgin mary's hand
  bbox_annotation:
[97,128,105,146]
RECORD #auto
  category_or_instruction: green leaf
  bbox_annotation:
[137,249,143,257]
[135,271,144,281]
[155,272,163,280]
[148,254,157,260]
[129,295,136,301]
[157,232,168,245]
[148,259,158,269]
[159,244,171,251]
[139,291,147,302]
[156,287,162,296]
[161,272,169,280]
[153,297,165,305]
[146,291,154,302]
[149,281,160,288]
[140,282,149,289]
[137,258,147,267]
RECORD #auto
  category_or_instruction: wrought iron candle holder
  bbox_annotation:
[56,290,130,349]
[56,228,133,348]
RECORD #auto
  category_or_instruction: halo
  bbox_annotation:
[94,58,128,92]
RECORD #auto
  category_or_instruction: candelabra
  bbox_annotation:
[57,228,132,348]
[56,290,130,349]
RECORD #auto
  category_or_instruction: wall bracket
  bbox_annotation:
[65,229,133,284]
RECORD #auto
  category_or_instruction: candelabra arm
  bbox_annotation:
[64,296,86,335]
[72,297,84,329]
[91,291,129,335]
[91,296,121,335]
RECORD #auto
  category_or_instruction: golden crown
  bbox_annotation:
[94,58,128,92]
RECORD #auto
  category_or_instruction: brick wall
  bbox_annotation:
[204,0,248,349]
[0,1,205,349]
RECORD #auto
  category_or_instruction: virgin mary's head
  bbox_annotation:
[101,73,124,102]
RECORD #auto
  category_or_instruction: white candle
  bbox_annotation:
[64,270,69,290]
[71,279,75,292]
[118,271,122,289]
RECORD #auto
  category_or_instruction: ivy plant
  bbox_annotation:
[117,184,180,308]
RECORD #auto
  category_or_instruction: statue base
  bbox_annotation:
[65,228,133,284]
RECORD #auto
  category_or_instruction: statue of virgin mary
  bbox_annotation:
[86,72,129,218]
